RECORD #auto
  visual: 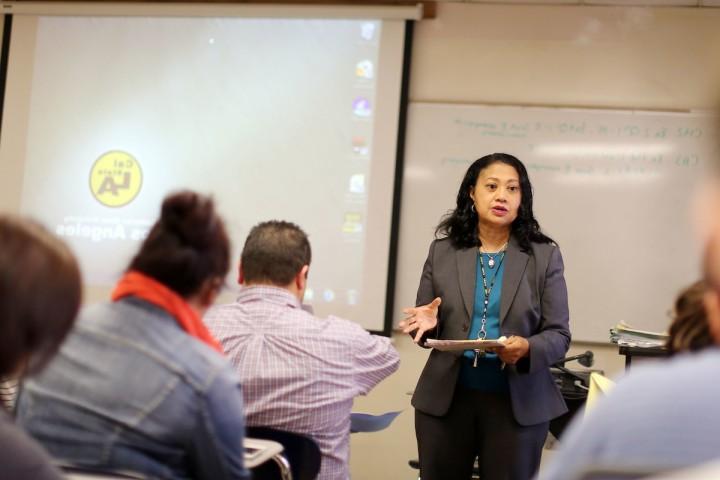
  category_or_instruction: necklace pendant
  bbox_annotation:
[488,257,495,268]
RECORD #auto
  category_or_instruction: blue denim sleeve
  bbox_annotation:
[190,367,250,480]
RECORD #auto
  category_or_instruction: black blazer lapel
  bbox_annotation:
[500,236,529,323]
[456,246,477,320]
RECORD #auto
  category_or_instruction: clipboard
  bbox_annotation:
[425,338,506,352]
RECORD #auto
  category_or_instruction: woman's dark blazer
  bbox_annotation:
[411,235,571,426]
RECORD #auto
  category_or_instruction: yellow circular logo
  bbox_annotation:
[89,151,142,208]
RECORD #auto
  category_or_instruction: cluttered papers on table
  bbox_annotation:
[610,321,668,348]
[425,338,506,352]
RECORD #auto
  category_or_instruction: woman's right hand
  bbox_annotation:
[399,297,442,343]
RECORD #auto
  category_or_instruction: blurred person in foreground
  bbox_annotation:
[539,237,720,480]
[0,215,81,479]
[666,279,713,355]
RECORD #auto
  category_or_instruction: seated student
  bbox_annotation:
[538,246,720,480]
[17,191,250,480]
[666,280,713,355]
[204,220,400,480]
[0,215,82,480]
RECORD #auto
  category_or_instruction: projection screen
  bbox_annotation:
[0,3,419,333]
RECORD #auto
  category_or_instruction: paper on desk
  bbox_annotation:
[610,321,668,348]
[425,338,506,352]
[350,411,402,433]
[615,321,669,339]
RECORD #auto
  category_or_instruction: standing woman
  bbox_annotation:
[400,153,570,480]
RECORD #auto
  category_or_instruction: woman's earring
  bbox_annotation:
[471,204,476,213]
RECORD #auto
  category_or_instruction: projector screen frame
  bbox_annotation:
[380,18,413,337]
[0,2,424,20]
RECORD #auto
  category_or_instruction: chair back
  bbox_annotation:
[247,426,322,480]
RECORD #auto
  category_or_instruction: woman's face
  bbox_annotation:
[469,162,522,229]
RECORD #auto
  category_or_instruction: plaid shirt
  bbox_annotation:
[204,286,399,480]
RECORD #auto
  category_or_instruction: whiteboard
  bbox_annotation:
[394,102,717,343]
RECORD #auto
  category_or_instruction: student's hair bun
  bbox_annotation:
[159,191,220,250]
[129,190,231,297]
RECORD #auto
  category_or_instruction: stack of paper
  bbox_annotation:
[609,321,669,348]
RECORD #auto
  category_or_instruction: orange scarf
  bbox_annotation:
[111,270,224,354]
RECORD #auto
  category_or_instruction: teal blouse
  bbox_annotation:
[457,252,509,393]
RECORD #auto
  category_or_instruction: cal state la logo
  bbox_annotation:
[89,151,142,208]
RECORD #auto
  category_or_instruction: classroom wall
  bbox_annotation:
[351,4,719,479]
[410,3,720,109]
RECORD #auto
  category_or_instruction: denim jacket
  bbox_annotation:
[17,297,250,480]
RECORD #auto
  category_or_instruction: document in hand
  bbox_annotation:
[425,337,507,352]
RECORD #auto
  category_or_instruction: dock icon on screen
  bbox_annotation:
[352,137,369,156]
[360,23,376,41]
[355,60,374,79]
[342,213,363,233]
[352,98,372,118]
[349,174,366,194]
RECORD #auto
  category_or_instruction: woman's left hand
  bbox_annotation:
[494,335,530,365]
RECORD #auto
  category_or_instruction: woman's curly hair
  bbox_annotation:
[436,153,554,252]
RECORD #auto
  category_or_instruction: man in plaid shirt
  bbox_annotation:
[204,221,399,480]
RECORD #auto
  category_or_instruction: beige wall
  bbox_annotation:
[410,3,720,109]
[351,3,718,478]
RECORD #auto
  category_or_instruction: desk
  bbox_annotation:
[618,345,668,370]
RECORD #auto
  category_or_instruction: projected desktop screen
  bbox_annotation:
[0,14,406,332]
